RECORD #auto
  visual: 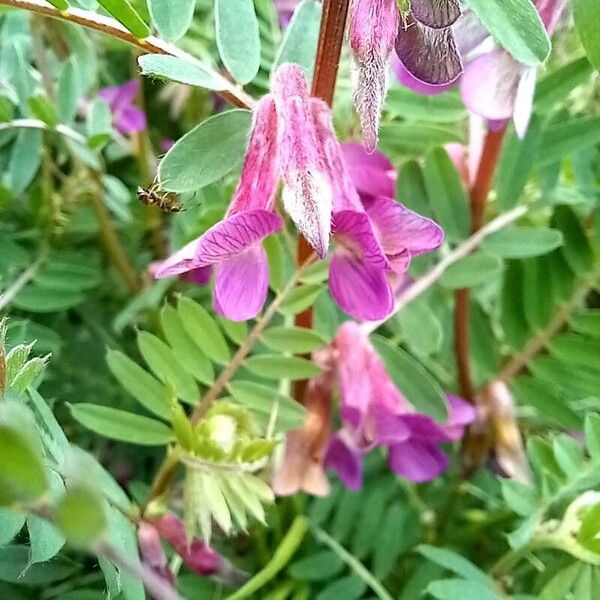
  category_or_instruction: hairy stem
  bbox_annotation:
[455,127,507,401]
[498,269,600,382]
[0,0,253,110]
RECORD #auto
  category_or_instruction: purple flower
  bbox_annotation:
[98,80,147,135]
[460,0,567,138]
[155,64,441,322]
[274,0,300,27]
[137,521,174,586]
[155,95,283,321]
[349,0,463,148]
[323,322,474,490]
[340,142,396,199]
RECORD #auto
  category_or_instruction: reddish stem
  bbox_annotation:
[455,128,507,402]
[294,0,350,399]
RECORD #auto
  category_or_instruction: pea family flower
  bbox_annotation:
[323,322,475,490]
[155,64,441,322]
[349,0,462,149]
[98,80,147,135]
[274,0,300,27]
[460,0,567,138]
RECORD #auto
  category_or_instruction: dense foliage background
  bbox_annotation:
[1,0,600,599]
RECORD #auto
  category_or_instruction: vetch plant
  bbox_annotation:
[0,0,599,599]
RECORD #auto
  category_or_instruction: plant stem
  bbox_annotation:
[294,0,350,399]
[148,255,315,501]
[89,175,141,294]
[498,269,600,382]
[455,127,507,401]
[361,205,528,335]
[0,0,254,110]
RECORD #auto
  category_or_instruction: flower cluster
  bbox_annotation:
[274,322,475,494]
[155,64,442,322]
[349,0,463,149]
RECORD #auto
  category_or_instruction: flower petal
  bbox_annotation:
[388,440,449,482]
[182,266,212,286]
[401,414,450,443]
[395,16,463,86]
[228,95,279,214]
[460,50,524,121]
[195,210,283,266]
[513,67,537,139]
[329,249,393,320]
[393,55,456,96]
[370,403,412,445]
[155,238,200,278]
[333,209,389,269]
[273,64,332,258]
[116,105,147,134]
[340,142,396,198]
[537,0,568,35]
[323,432,364,491]
[411,0,461,29]
[443,394,476,441]
[364,196,444,263]
[214,243,269,321]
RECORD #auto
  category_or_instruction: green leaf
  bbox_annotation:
[0,509,25,545]
[147,0,195,40]
[13,285,84,312]
[215,0,260,84]
[218,317,248,345]
[86,98,111,149]
[278,284,322,315]
[501,479,538,517]
[138,54,225,89]
[158,110,252,193]
[0,545,76,585]
[0,410,48,505]
[537,117,600,167]
[481,227,563,258]
[68,404,174,445]
[573,0,600,69]
[417,545,490,584]
[244,355,322,380]
[495,115,542,210]
[55,487,107,548]
[371,336,448,422]
[427,578,501,600]
[571,311,600,337]
[137,330,199,404]
[97,0,150,38]
[46,0,70,9]
[539,563,582,600]
[522,258,553,330]
[29,94,58,127]
[553,434,584,476]
[464,0,550,66]
[386,88,466,123]
[227,381,306,431]
[273,0,322,77]
[423,147,470,242]
[584,413,600,461]
[551,206,593,275]
[395,300,443,358]
[578,503,600,554]
[160,305,214,384]
[106,349,170,420]
[4,129,42,195]
[289,550,344,581]
[177,297,231,364]
[261,326,328,354]
[57,59,79,124]
[549,333,600,371]
[535,57,593,112]
[317,575,366,600]
[440,253,502,289]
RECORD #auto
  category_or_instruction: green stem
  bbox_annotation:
[226,516,309,600]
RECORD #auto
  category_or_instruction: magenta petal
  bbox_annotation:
[333,210,389,269]
[323,433,364,491]
[195,210,283,267]
[365,196,443,262]
[340,142,396,198]
[117,105,147,134]
[393,55,456,96]
[214,244,269,321]
[460,50,525,121]
[329,250,393,321]
[388,440,449,482]
[182,266,212,286]
[371,404,412,445]
[443,394,476,441]
[401,414,450,443]
[155,239,200,278]
[513,67,537,139]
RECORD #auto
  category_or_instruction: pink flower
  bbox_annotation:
[460,0,567,138]
[98,80,146,135]
[137,521,174,585]
[155,95,283,321]
[323,322,475,490]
